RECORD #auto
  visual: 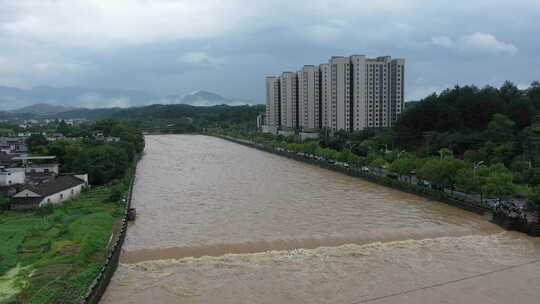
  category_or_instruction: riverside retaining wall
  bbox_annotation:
[80,162,137,304]
[215,135,540,237]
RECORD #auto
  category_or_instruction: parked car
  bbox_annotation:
[361,166,370,172]
[417,179,430,187]
[387,172,399,179]
[485,198,501,208]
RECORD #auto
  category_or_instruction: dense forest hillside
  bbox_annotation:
[1,103,265,131]
[395,81,540,155]
[111,104,265,131]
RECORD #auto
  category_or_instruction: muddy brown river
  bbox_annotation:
[102,135,540,303]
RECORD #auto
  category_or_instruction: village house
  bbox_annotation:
[0,155,60,186]
[0,137,28,154]
[10,174,89,210]
[12,156,60,175]
[46,133,65,141]
[92,131,120,143]
[0,168,25,186]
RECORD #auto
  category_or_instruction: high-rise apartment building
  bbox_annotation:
[320,63,331,130]
[323,56,352,131]
[351,55,367,131]
[389,58,405,126]
[279,72,298,130]
[362,56,405,130]
[264,54,405,133]
[297,65,320,131]
[265,76,280,127]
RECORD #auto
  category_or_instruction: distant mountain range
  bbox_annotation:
[164,90,253,107]
[0,102,265,123]
[12,103,78,116]
[0,85,257,112]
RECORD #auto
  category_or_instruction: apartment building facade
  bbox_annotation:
[264,54,404,133]
[363,56,405,130]
[265,76,280,127]
[279,72,298,130]
[297,65,321,131]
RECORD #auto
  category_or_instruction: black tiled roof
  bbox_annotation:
[25,175,86,197]
[0,153,19,163]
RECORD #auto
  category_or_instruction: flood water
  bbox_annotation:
[103,135,540,304]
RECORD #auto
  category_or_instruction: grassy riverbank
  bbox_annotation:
[0,185,126,304]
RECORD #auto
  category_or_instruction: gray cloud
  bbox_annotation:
[0,0,539,105]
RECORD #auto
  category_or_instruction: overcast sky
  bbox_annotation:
[1,0,539,103]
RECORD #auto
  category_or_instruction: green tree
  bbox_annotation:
[500,81,520,102]
[527,168,540,187]
[45,140,83,173]
[390,156,417,182]
[455,165,488,193]
[482,164,515,198]
[510,159,531,184]
[56,120,70,135]
[464,149,486,164]
[26,134,48,152]
[439,148,453,159]
[0,195,10,210]
[370,157,388,168]
[417,157,466,189]
[75,145,129,185]
[529,186,540,213]
[337,150,353,163]
[528,81,540,110]
[486,114,516,143]
[109,186,123,202]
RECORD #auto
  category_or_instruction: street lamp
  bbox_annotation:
[474,160,484,177]
[474,160,484,205]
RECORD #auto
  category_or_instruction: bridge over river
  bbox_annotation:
[102,135,540,304]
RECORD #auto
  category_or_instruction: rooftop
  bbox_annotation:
[24,175,86,197]
[12,156,56,161]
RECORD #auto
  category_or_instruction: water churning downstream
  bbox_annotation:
[103,135,540,304]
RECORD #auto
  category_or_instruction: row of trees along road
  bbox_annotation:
[216,81,540,212]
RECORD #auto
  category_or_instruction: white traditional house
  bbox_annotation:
[10,174,89,210]
[12,156,60,175]
[0,168,25,186]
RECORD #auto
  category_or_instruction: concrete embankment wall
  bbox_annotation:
[215,135,540,237]
[80,162,138,304]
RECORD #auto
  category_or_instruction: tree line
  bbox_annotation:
[26,120,145,185]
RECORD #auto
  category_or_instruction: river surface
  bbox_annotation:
[103,135,540,303]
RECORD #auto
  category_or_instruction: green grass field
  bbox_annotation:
[0,186,125,304]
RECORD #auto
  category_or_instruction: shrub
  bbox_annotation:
[108,187,123,203]
[0,195,10,210]
[35,204,54,216]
